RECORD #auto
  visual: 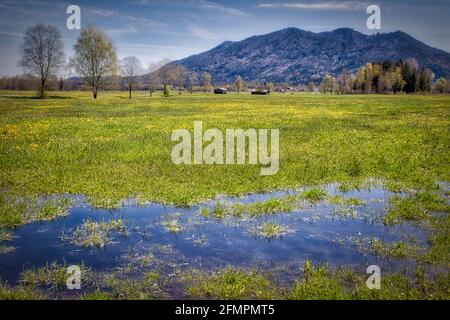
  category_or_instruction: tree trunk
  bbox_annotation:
[93,89,97,99]
[129,83,132,99]
[40,79,45,99]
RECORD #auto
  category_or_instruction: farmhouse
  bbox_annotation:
[214,88,228,94]
[251,89,270,95]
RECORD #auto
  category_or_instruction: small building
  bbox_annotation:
[214,88,228,94]
[251,89,270,95]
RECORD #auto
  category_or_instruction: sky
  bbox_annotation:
[0,0,449,76]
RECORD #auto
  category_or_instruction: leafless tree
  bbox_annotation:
[71,27,118,99]
[202,72,212,94]
[19,23,65,99]
[187,71,198,94]
[234,75,244,94]
[156,64,177,97]
[173,65,187,95]
[120,56,143,99]
[147,73,159,97]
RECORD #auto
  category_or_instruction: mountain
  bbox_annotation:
[173,27,450,84]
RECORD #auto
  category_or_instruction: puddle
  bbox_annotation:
[0,184,429,286]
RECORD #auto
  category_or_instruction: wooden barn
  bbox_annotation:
[214,88,228,94]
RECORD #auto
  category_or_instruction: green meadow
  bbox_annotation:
[1,91,448,210]
[0,91,449,300]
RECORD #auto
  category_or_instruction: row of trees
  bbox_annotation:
[319,59,447,94]
[20,23,124,99]
[15,23,450,98]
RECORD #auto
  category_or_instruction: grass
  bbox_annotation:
[328,195,366,206]
[0,228,12,241]
[183,261,450,300]
[380,190,449,266]
[384,192,449,224]
[0,91,449,299]
[185,267,276,300]
[61,218,127,248]
[198,195,300,219]
[290,261,347,300]
[101,271,161,300]
[0,194,71,228]
[368,238,419,259]
[0,91,448,219]
[0,283,46,300]
[161,215,184,233]
[5,259,450,300]
[0,245,16,254]
[255,222,289,239]
[20,262,91,290]
[300,188,328,203]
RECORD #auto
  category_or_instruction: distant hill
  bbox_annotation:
[172,27,450,84]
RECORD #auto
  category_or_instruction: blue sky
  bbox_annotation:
[0,0,449,76]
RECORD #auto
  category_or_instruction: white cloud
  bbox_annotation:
[258,1,368,11]
[132,0,248,17]
[195,0,248,16]
[87,7,167,28]
[188,26,216,40]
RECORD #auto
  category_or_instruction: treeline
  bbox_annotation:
[319,59,450,94]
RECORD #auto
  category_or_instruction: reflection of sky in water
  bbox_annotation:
[0,184,428,284]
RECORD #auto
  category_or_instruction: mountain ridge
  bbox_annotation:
[172,27,450,84]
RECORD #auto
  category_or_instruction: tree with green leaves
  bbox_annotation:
[320,74,333,94]
[433,78,447,94]
[72,27,118,99]
[234,75,244,94]
[392,67,406,93]
[419,69,433,93]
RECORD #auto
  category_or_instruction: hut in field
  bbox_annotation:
[214,88,228,94]
[251,89,270,95]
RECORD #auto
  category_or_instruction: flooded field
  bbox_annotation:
[0,183,435,298]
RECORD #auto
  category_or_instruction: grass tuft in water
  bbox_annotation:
[161,215,184,233]
[255,222,289,239]
[0,228,12,241]
[61,219,127,248]
[300,188,328,203]
[20,262,91,290]
[369,238,419,259]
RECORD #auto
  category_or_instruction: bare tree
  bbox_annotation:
[156,64,177,97]
[202,72,212,94]
[120,56,143,99]
[147,73,159,97]
[173,65,186,95]
[20,23,65,99]
[71,27,118,99]
[187,71,198,94]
